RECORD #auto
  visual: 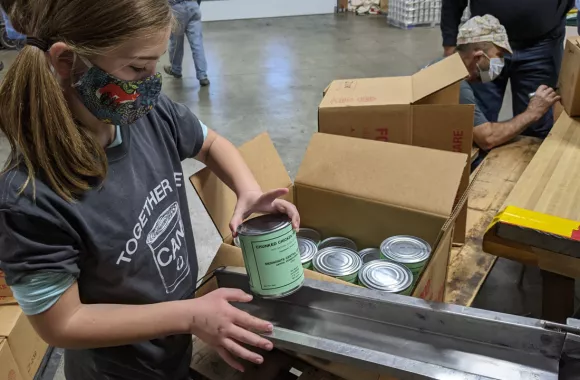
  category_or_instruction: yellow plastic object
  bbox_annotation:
[487,206,580,241]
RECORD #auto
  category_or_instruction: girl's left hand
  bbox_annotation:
[229,188,300,236]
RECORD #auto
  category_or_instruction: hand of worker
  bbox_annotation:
[230,188,300,235]
[190,288,274,372]
[443,46,456,56]
[527,85,560,122]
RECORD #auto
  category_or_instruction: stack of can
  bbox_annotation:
[387,0,442,29]
[295,227,433,294]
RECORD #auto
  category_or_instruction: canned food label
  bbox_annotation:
[240,227,304,297]
[337,272,358,284]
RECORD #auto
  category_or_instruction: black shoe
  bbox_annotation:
[163,65,182,79]
[199,78,210,87]
[0,61,4,71]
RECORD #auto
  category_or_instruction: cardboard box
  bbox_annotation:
[558,37,580,117]
[0,271,12,298]
[0,306,48,380]
[192,133,467,302]
[318,54,474,243]
[379,0,388,13]
[0,338,23,380]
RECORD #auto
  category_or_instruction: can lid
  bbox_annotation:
[380,235,431,264]
[359,260,413,293]
[297,228,321,243]
[298,237,318,263]
[318,237,358,251]
[313,247,362,277]
[237,214,291,236]
[358,248,381,264]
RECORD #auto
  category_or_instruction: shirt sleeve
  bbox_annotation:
[0,209,80,313]
[162,96,207,161]
[441,0,469,47]
[459,81,489,127]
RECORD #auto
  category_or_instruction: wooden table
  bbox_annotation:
[446,137,541,306]
[483,112,580,322]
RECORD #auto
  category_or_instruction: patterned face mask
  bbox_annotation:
[73,56,162,126]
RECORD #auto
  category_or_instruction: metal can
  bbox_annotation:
[318,236,358,251]
[358,248,382,264]
[313,247,362,283]
[380,235,431,279]
[297,228,321,245]
[359,260,413,295]
[237,214,304,298]
[298,237,318,270]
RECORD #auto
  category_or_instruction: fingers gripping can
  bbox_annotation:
[237,214,304,298]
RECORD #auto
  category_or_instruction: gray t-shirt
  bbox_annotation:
[0,93,204,380]
[460,80,489,127]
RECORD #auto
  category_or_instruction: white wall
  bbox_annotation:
[201,0,337,21]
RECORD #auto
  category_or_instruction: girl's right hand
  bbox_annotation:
[190,288,274,372]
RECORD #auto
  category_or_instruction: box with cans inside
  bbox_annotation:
[297,229,429,295]
[192,132,469,302]
[387,0,442,30]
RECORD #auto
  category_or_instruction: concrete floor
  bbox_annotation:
[0,14,576,379]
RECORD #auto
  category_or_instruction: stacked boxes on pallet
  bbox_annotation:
[387,0,442,29]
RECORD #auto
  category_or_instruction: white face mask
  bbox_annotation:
[478,53,504,83]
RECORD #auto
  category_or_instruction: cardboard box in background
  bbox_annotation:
[0,306,48,380]
[192,133,467,302]
[379,0,388,13]
[0,271,13,297]
[318,54,474,243]
[0,338,24,380]
[558,37,580,117]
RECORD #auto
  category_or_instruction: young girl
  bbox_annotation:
[0,1,299,379]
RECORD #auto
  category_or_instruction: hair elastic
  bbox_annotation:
[25,37,50,52]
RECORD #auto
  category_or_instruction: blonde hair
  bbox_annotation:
[0,0,173,201]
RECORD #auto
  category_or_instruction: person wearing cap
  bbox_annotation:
[452,15,560,151]
[442,1,573,139]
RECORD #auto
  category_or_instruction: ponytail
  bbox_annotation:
[0,46,107,201]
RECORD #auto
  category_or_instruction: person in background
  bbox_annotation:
[442,0,573,139]
[0,0,299,378]
[445,15,560,151]
[164,0,210,87]
[577,0,580,35]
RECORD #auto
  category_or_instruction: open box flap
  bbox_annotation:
[319,76,413,108]
[190,133,292,240]
[295,133,468,218]
[411,53,468,104]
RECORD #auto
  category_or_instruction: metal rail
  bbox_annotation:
[215,267,580,380]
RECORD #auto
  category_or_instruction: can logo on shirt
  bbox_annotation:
[146,202,190,293]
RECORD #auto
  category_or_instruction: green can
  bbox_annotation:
[358,260,413,295]
[237,214,304,298]
[298,237,318,269]
[297,228,322,245]
[380,235,431,279]
[313,247,362,283]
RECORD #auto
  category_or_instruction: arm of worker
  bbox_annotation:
[441,0,468,55]
[163,95,299,234]
[473,85,560,150]
[196,128,300,233]
[0,212,272,359]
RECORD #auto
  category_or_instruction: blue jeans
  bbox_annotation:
[469,27,565,139]
[169,1,208,80]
